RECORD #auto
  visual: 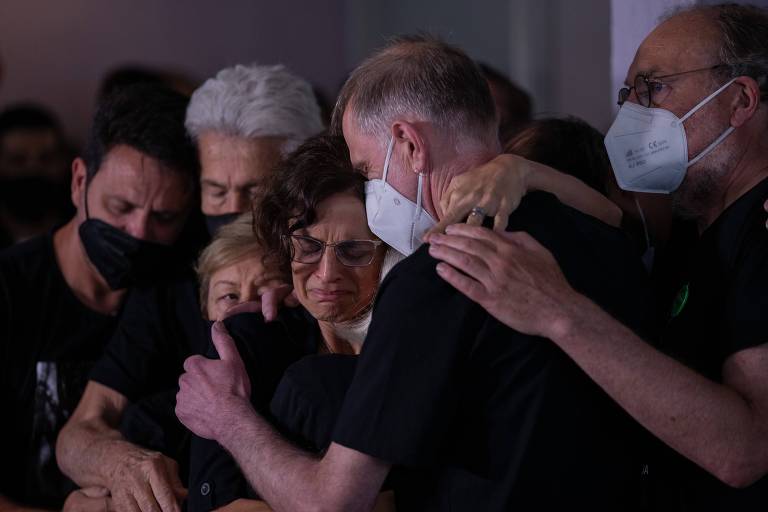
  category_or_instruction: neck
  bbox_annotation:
[53,218,125,315]
[700,140,768,231]
[317,321,358,355]
[428,145,501,222]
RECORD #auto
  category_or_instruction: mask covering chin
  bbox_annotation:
[78,180,178,290]
[205,212,241,237]
[604,78,736,194]
[364,136,436,255]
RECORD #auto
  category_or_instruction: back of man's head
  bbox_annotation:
[332,35,498,148]
[85,83,199,183]
[185,64,324,155]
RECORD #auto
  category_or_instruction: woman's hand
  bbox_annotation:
[427,153,533,236]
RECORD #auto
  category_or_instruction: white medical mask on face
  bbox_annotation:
[365,136,436,256]
[604,78,737,194]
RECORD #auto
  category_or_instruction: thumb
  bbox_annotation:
[78,486,110,498]
[211,321,241,363]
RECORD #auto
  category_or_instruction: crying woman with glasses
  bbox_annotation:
[186,134,400,512]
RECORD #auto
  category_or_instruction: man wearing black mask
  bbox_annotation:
[0,84,198,511]
[56,63,322,512]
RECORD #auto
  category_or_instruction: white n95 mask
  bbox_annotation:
[604,78,736,194]
[365,136,436,256]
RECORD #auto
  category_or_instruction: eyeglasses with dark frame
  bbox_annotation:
[283,234,384,267]
[617,64,729,107]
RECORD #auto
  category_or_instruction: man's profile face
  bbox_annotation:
[74,145,194,245]
[198,132,284,216]
[625,13,738,215]
[341,108,420,204]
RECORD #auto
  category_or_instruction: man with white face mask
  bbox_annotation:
[176,35,657,511]
[429,4,768,509]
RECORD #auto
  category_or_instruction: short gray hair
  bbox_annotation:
[666,3,768,102]
[332,35,497,145]
[186,64,324,154]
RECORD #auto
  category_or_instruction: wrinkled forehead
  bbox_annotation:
[627,12,721,84]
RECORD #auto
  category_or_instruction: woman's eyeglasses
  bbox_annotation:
[283,234,383,267]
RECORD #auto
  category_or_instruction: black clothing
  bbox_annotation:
[0,234,118,507]
[332,192,657,511]
[187,310,319,511]
[654,177,768,510]
[89,274,208,403]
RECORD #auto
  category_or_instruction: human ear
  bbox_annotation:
[730,75,761,128]
[391,120,430,174]
[70,158,88,211]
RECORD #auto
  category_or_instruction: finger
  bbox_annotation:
[428,231,497,256]
[211,321,242,364]
[428,242,492,284]
[503,230,548,253]
[426,198,474,239]
[435,262,487,303]
[221,300,263,320]
[148,467,182,512]
[182,355,205,372]
[79,486,110,498]
[444,223,505,246]
[492,202,514,232]
[133,485,161,512]
[465,211,485,227]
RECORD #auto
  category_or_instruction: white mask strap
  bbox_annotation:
[415,172,424,221]
[382,136,395,183]
[687,126,735,167]
[679,78,737,123]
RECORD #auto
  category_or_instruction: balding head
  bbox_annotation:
[332,35,498,149]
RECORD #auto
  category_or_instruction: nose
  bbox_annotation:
[315,246,343,283]
[123,212,150,241]
[223,190,251,215]
[240,282,259,303]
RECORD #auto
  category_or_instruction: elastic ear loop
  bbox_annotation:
[679,78,737,168]
[634,195,651,252]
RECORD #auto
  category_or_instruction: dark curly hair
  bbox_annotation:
[252,133,364,271]
[85,83,199,182]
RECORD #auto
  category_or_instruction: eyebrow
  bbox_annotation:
[201,179,227,189]
[212,280,238,289]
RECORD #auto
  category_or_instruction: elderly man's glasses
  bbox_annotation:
[617,64,729,107]
[283,234,383,267]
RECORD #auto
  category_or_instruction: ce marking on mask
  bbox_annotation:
[625,139,670,169]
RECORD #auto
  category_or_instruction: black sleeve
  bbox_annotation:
[187,435,256,511]
[725,227,768,355]
[331,247,486,466]
[88,286,173,402]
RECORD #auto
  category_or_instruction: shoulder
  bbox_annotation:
[0,233,53,272]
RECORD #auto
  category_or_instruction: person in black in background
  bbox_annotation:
[478,62,532,145]
[176,35,657,511]
[0,104,73,249]
[56,63,323,512]
[0,83,198,511]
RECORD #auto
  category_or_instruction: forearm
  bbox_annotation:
[526,162,623,227]
[57,415,136,487]
[553,294,768,485]
[217,402,377,512]
[215,499,274,511]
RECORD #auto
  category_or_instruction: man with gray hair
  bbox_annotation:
[176,36,655,510]
[186,63,323,234]
[430,3,768,510]
[57,64,322,512]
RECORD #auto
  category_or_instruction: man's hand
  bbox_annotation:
[62,487,113,512]
[221,284,298,322]
[107,450,186,512]
[176,321,253,441]
[427,153,533,236]
[427,224,579,339]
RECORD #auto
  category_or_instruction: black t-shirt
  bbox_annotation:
[0,233,118,508]
[187,310,319,511]
[332,192,657,511]
[89,274,209,403]
[655,177,768,510]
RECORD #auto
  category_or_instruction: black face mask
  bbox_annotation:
[78,180,178,290]
[205,212,241,237]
